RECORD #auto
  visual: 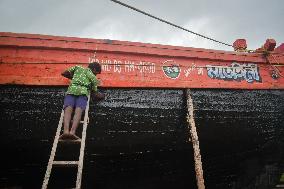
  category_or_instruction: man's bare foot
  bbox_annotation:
[59,133,71,140]
[69,134,80,140]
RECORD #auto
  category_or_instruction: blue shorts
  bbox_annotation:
[63,95,88,110]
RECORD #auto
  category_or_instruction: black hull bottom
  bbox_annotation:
[0,86,283,189]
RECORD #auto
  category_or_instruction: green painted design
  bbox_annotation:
[163,65,181,79]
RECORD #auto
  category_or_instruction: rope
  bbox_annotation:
[110,0,233,47]
[260,50,284,78]
[269,54,283,78]
[239,48,283,78]
[186,89,205,189]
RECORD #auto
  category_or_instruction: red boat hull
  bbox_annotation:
[0,32,283,89]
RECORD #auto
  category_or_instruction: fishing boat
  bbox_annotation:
[0,32,283,188]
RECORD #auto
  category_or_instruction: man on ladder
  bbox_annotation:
[42,62,104,189]
[60,62,104,140]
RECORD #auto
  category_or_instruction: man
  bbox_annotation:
[59,62,104,140]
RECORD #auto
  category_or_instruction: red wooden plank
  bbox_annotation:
[0,61,283,89]
[1,32,284,63]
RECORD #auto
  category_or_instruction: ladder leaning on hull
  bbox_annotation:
[42,94,91,189]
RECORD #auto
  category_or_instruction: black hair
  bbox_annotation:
[88,62,101,73]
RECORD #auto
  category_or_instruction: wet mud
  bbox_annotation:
[0,86,283,188]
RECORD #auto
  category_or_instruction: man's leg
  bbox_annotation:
[63,106,73,134]
[70,107,83,139]
[60,95,75,140]
[59,106,74,140]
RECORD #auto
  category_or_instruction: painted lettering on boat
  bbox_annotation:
[184,63,204,77]
[89,52,264,85]
[91,58,156,74]
[90,55,262,84]
[206,62,262,83]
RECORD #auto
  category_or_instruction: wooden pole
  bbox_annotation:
[186,89,205,189]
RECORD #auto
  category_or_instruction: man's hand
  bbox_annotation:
[61,70,73,79]
[92,92,105,101]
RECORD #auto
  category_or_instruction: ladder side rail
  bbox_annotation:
[42,109,65,189]
[75,94,91,189]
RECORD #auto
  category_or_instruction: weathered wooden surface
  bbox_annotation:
[0,86,283,188]
[0,32,283,89]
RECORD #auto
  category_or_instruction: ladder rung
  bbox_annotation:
[53,161,79,167]
[58,139,81,144]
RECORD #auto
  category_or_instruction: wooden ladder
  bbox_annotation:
[42,95,91,189]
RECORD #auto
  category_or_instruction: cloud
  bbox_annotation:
[0,0,283,51]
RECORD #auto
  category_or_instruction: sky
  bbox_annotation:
[0,0,283,51]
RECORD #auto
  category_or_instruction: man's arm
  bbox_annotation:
[62,66,77,79]
[87,71,105,100]
[61,70,73,79]
[87,71,100,92]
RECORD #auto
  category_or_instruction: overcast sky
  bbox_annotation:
[0,0,283,51]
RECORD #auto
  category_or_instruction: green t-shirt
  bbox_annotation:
[66,65,99,96]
